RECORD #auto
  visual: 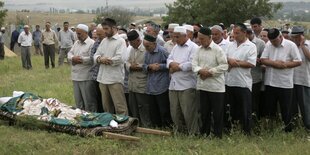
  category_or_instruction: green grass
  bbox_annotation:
[0,55,310,154]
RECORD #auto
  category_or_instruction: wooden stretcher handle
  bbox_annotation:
[135,127,172,136]
[102,132,140,141]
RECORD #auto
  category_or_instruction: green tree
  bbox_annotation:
[93,7,135,27]
[0,1,8,26]
[163,0,282,26]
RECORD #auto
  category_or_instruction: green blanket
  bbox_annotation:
[0,93,128,128]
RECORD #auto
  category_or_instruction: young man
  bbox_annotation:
[42,22,58,69]
[94,18,128,115]
[58,21,75,66]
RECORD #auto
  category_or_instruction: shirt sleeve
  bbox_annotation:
[290,43,302,62]
[110,40,125,66]
[260,43,270,59]
[208,48,229,76]
[191,48,201,73]
[247,45,257,66]
[179,45,198,71]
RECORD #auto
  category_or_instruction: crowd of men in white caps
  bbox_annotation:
[7,16,310,138]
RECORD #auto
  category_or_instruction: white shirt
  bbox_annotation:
[192,41,228,92]
[261,39,301,88]
[17,31,32,46]
[225,39,257,91]
[294,40,310,87]
[218,38,230,52]
[164,40,176,53]
[167,39,198,91]
[94,34,127,84]
[67,37,95,81]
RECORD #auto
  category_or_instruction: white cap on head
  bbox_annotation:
[183,24,194,32]
[96,24,103,29]
[168,23,179,29]
[24,25,29,28]
[76,24,89,32]
[211,25,224,33]
[174,26,187,34]
[1,27,5,30]
[119,33,128,40]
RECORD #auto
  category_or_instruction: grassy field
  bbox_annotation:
[0,55,310,154]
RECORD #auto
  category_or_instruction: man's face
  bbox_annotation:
[270,35,282,47]
[198,33,212,48]
[211,28,223,44]
[146,26,157,36]
[251,24,262,35]
[36,26,40,30]
[143,40,155,52]
[96,28,106,40]
[259,31,269,43]
[174,32,187,45]
[233,27,246,43]
[76,29,87,41]
[291,34,302,46]
[102,25,114,38]
[129,38,141,49]
[45,23,51,31]
[24,27,29,33]
[63,23,69,30]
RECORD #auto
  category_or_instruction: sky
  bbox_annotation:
[3,0,310,11]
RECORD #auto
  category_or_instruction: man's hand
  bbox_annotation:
[273,60,287,69]
[130,63,142,71]
[198,68,212,80]
[72,56,82,65]
[99,57,112,65]
[169,62,181,73]
[148,63,160,72]
[228,58,240,68]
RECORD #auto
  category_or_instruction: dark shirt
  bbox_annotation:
[11,30,20,42]
[143,44,170,95]
[89,39,101,81]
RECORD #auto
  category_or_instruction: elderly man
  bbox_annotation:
[94,18,128,115]
[260,28,302,132]
[167,26,199,134]
[17,25,33,70]
[259,28,269,43]
[89,24,105,112]
[145,22,165,46]
[192,27,228,138]
[42,22,58,69]
[164,23,179,53]
[125,30,151,127]
[211,25,230,52]
[246,28,265,119]
[58,21,76,66]
[250,17,263,37]
[183,24,194,41]
[143,34,172,127]
[0,27,5,60]
[68,24,97,112]
[225,23,257,134]
[290,26,310,130]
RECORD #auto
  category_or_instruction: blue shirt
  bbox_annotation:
[32,30,42,45]
[143,44,170,95]
[11,30,20,42]
[90,39,101,81]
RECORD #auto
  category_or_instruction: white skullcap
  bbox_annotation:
[76,24,89,32]
[211,25,224,33]
[174,26,187,34]
[119,33,128,40]
[1,27,5,30]
[183,25,194,32]
[24,25,29,28]
[97,24,103,29]
[168,23,179,29]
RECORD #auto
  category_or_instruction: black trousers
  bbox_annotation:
[148,91,172,128]
[227,86,252,134]
[252,82,262,119]
[0,43,4,60]
[129,92,152,127]
[265,85,293,132]
[200,90,224,138]
[43,44,56,68]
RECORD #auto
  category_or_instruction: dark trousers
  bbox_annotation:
[0,43,4,60]
[94,81,103,113]
[21,46,32,69]
[129,92,152,127]
[43,44,56,68]
[227,86,252,134]
[148,91,172,128]
[200,90,224,138]
[252,82,262,119]
[10,41,17,52]
[292,85,310,129]
[265,85,293,132]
